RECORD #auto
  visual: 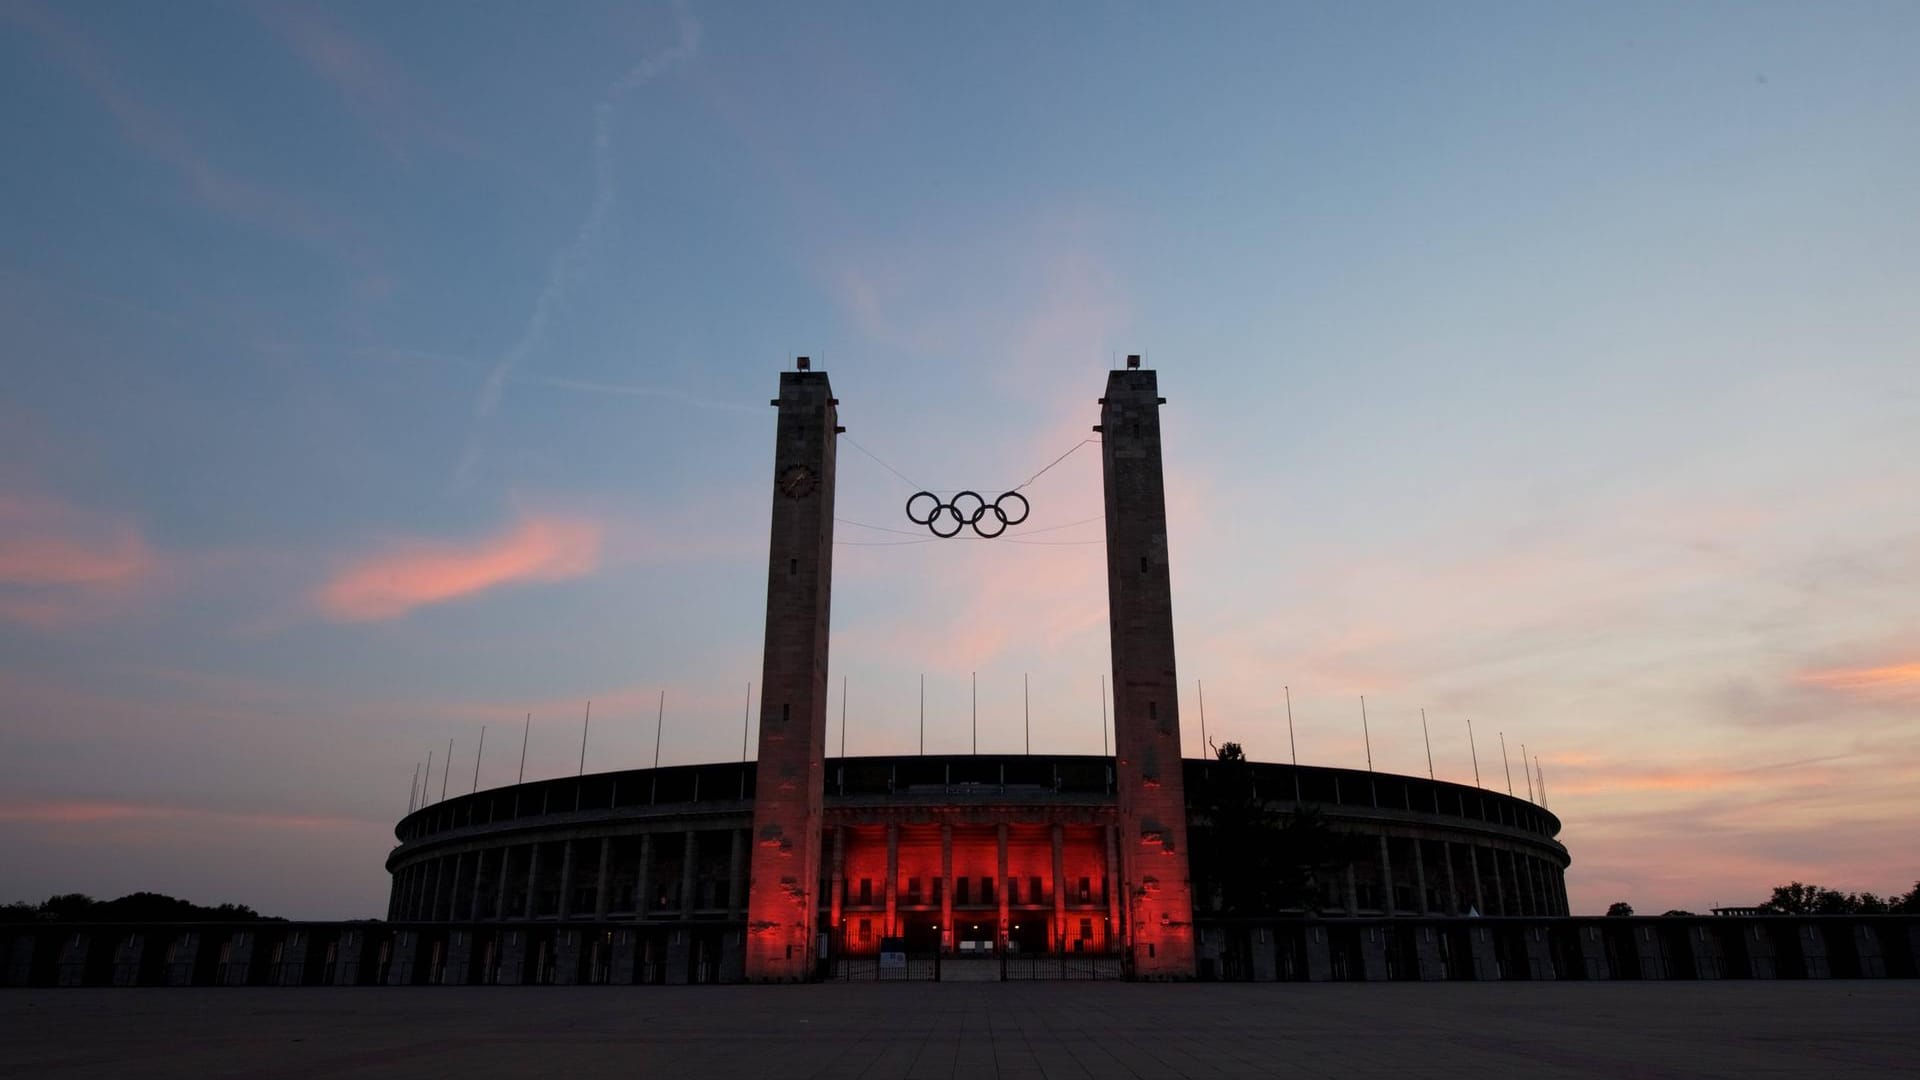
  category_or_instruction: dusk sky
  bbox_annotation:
[2,2,1916,919]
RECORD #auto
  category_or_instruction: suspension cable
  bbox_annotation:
[1015,439,1098,490]
[841,435,924,491]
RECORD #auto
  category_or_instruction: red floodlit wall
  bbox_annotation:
[826,817,1113,953]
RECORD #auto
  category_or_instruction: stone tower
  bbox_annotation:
[744,360,839,981]
[1098,357,1197,978]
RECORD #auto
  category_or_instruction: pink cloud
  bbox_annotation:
[0,492,158,626]
[315,514,601,621]
[1797,661,1920,698]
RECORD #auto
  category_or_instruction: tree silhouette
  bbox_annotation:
[1760,880,1918,915]
[1,892,279,923]
[1189,742,1362,915]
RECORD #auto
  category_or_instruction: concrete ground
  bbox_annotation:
[1,982,1915,1079]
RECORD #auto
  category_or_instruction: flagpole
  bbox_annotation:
[653,690,665,770]
[1421,708,1434,780]
[1360,696,1372,772]
[517,713,530,784]
[1467,718,1481,788]
[579,701,591,776]
[1285,685,1300,803]
[472,725,486,793]
[1499,731,1513,796]
[1361,695,1375,805]
[1100,674,1108,757]
[741,682,752,762]
[1198,680,1209,758]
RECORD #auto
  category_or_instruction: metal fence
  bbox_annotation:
[1002,952,1124,980]
[832,951,1123,981]
[835,953,941,981]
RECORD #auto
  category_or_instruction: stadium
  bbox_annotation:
[383,752,1567,982]
[383,357,1568,982]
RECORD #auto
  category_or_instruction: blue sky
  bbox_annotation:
[2,1,1916,918]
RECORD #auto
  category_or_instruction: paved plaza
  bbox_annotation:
[2,982,1915,1079]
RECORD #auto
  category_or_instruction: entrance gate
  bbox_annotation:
[832,947,1123,982]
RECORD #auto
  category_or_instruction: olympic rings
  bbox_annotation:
[905,490,1030,539]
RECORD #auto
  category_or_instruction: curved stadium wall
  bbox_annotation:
[384,752,1569,974]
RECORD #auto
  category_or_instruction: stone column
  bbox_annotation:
[1104,823,1123,949]
[742,364,839,981]
[494,847,513,921]
[727,828,746,917]
[448,853,469,921]
[829,826,845,939]
[681,830,699,917]
[1489,847,1507,915]
[1051,823,1067,952]
[1099,362,1197,977]
[1412,839,1430,915]
[885,824,900,937]
[1466,845,1485,914]
[1378,836,1396,915]
[430,856,449,921]
[940,823,954,953]
[593,837,613,919]
[524,843,542,920]
[1469,926,1501,980]
[636,833,654,918]
[996,823,1010,947]
[417,863,433,920]
[1519,853,1538,916]
[557,840,577,920]
[1442,841,1459,915]
[470,849,489,921]
[1344,864,1359,916]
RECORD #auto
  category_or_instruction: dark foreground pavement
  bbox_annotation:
[2,981,1915,1079]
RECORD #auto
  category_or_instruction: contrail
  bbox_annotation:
[512,373,761,415]
[456,3,702,485]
